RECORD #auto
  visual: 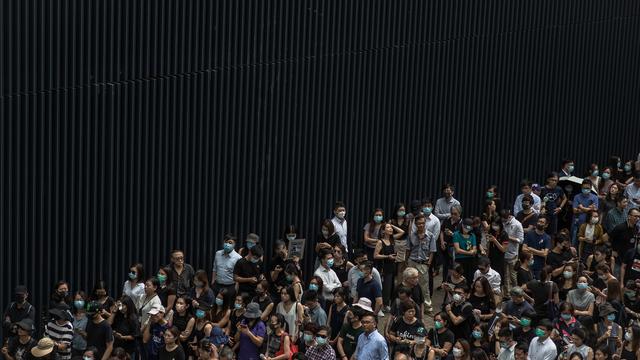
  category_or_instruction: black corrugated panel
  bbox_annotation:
[2,0,640,337]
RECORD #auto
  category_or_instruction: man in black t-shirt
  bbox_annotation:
[233,245,264,297]
[2,319,36,360]
[622,241,640,285]
[426,312,455,359]
[444,284,476,340]
[609,208,640,264]
[85,302,114,360]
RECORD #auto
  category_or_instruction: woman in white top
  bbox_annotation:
[562,328,593,360]
[275,286,303,342]
[137,277,162,329]
[122,263,145,301]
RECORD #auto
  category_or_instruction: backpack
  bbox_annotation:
[275,332,298,360]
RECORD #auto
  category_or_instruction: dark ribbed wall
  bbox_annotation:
[2,0,640,337]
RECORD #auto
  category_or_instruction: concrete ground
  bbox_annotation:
[378,274,444,331]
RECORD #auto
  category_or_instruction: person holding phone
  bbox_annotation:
[235,303,265,360]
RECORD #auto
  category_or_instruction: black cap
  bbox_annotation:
[15,319,34,331]
[15,285,28,295]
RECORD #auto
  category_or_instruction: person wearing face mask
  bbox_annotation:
[620,325,640,360]
[190,270,215,310]
[229,293,250,339]
[523,217,551,279]
[445,284,476,340]
[70,291,89,357]
[515,252,533,286]
[252,280,274,322]
[233,245,264,298]
[156,266,177,318]
[407,327,428,360]
[123,264,145,302]
[85,301,114,360]
[499,209,524,296]
[263,314,294,360]
[566,276,595,326]
[355,261,383,317]
[502,287,534,320]
[440,204,463,284]
[337,306,365,360]
[553,302,581,340]
[473,256,501,297]
[90,281,115,321]
[612,208,640,279]
[303,291,327,327]
[545,234,575,281]
[451,339,471,360]
[136,278,162,330]
[598,167,614,198]
[434,183,461,222]
[495,327,516,360]
[1,318,36,360]
[189,303,213,355]
[541,172,567,236]
[362,208,385,261]
[452,218,477,287]
[561,328,592,360]
[269,240,295,300]
[107,296,140,357]
[484,185,502,212]
[313,249,342,304]
[142,304,169,360]
[512,309,536,345]
[577,211,604,261]
[237,233,262,259]
[513,180,542,216]
[424,312,454,359]
[572,179,599,245]
[331,201,349,252]
[171,296,195,349]
[212,234,242,297]
[3,286,36,342]
[80,347,98,360]
[407,214,437,314]
[595,303,623,356]
[515,194,539,234]
[374,223,403,312]
[235,303,266,360]
[560,159,576,178]
[348,250,383,301]
[586,163,602,192]
[557,264,577,301]
[527,319,557,360]
[50,281,72,310]
[304,325,335,360]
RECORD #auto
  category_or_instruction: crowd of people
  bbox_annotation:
[3,155,640,360]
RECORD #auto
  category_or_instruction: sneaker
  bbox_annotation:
[378,310,385,317]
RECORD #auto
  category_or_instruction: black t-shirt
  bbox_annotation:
[317,233,341,250]
[394,284,424,318]
[610,222,637,259]
[112,315,140,353]
[541,186,565,213]
[389,317,426,353]
[513,326,536,345]
[158,345,186,360]
[441,218,461,249]
[516,211,539,230]
[427,328,455,350]
[517,267,533,286]
[7,336,37,360]
[526,280,558,319]
[252,295,273,314]
[450,302,475,340]
[157,285,176,307]
[233,258,262,296]
[546,249,572,271]
[85,319,114,358]
[623,248,640,282]
[468,294,493,315]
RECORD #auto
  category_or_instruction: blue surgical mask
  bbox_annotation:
[234,303,242,310]
[128,272,137,280]
[83,357,92,360]
[397,211,406,217]
[373,215,383,224]
[223,243,234,253]
[215,298,224,306]
[195,309,205,319]
[326,259,334,268]
[567,165,575,173]
[591,170,599,177]
[304,334,314,342]
[577,283,589,290]
[486,191,494,199]
[355,270,364,278]
[602,172,611,180]
[316,336,327,346]
[423,207,433,215]
[561,313,572,321]
[607,314,616,321]
[286,274,294,282]
[309,284,319,291]
[625,164,632,172]
[582,188,591,195]
[246,241,256,249]
[472,330,482,339]
[74,300,85,310]
[250,257,259,264]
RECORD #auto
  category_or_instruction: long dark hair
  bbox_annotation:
[50,280,71,305]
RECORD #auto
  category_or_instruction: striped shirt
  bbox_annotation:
[45,320,74,359]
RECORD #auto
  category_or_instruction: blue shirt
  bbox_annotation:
[356,277,382,306]
[355,330,389,360]
[213,249,242,285]
[572,193,599,225]
[524,231,551,269]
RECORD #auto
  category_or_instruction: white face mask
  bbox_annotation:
[626,331,633,341]
[336,211,346,219]
[452,348,463,358]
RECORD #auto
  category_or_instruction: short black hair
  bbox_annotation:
[520,179,532,188]
[318,248,333,260]
[497,328,513,338]
[334,201,346,210]
[454,283,470,293]
[249,244,263,258]
[538,319,553,330]
[302,290,318,303]
[477,256,491,268]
